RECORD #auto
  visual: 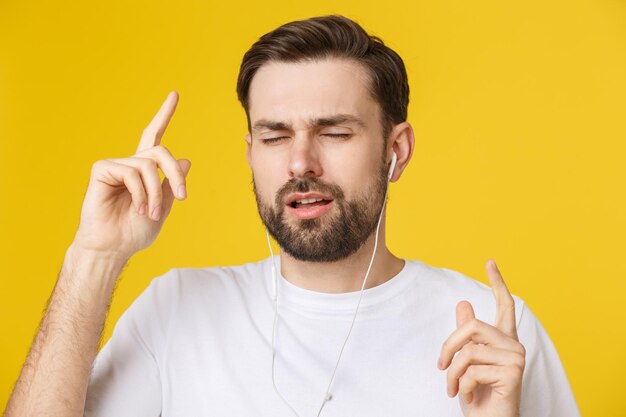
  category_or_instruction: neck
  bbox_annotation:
[278,221,405,293]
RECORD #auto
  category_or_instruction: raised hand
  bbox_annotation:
[437,260,526,417]
[72,92,192,260]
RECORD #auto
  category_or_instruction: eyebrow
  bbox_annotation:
[251,114,366,132]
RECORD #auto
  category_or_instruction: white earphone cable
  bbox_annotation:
[266,178,391,417]
[267,230,300,416]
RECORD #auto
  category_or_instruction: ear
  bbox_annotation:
[387,121,415,182]
[245,133,252,167]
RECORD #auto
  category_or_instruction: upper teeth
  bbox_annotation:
[296,198,324,204]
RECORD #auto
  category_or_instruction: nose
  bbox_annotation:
[287,136,323,179]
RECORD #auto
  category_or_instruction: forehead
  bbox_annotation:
[248,58,379,127]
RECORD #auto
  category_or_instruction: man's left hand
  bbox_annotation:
[437,259,526,417]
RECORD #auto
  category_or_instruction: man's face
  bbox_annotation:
[247,58,389,262]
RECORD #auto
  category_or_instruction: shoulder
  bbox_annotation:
[117,257,272,335]
[151,256,270,286]
[143,256,272,306]
[402,259,528,328]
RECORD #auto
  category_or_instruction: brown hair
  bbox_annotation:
[236,15,409,139]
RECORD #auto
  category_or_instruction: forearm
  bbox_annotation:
[4,244,128,417]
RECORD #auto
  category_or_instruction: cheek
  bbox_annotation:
[330,159,379,198]
[252,162,283,204]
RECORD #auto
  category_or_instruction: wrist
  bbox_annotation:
[66,241,130,266]
[63,242,129,291]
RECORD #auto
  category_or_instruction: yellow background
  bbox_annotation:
[1,0,624,414]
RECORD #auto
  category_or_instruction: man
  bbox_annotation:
[5,15,579,417]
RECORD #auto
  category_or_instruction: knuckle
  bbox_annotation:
[458,377,470,393]
[150,144,163,155]
[120,169,133,183]
[131,168,144,182]
[513,354,526,370]
[91,159,109,172]
[132,187,146,199]
[467,318,480,333]
[91,160,103,172]
[458,344,474,360]
[126,165,140,178]
[464,365,477,380]
[503,298,516,311]
[151,188,163,201]
[469,341,483,352]
[138,157,157,170]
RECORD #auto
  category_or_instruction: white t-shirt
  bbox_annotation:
[85,257,580,416]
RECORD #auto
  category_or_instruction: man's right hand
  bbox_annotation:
[72,91,191,261]
[4,92,192,417]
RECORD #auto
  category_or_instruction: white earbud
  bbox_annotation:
[388,151,397,181]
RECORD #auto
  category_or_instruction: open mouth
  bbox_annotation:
[285,193,335,220]
[289,197,332,209]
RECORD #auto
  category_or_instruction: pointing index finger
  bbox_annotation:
[486,259,518,340]
[137,91,179,153]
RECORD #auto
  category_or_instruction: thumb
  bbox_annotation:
[178,158,192,176]
[456,300,475,328]
[160,159,192,222]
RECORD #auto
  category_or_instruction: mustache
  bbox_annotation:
[274,177,345,207]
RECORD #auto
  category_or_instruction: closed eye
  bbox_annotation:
[261,136,289,145]
[323,133,351,139]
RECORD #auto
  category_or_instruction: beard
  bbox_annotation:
[254,161,388,263]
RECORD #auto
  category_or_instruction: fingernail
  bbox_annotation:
[152,205,161,220]
[177,184,187,199]
[138,203,146,216]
